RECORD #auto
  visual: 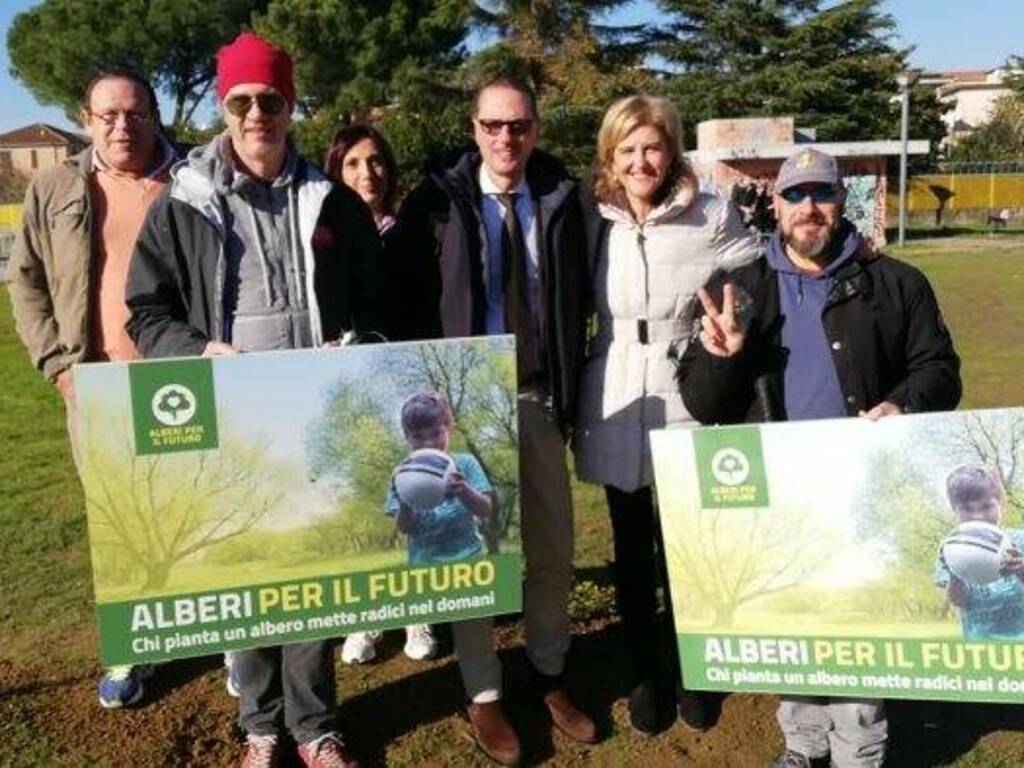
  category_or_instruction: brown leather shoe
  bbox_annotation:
[468,700,522,765]
[543,689,597,744]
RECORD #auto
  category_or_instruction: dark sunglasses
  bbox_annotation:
[224,92,288,117]
[476,118,534,137]
[779,183,840,205]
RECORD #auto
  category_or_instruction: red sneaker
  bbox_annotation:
[240,733,282,768]
[297,733,359,768]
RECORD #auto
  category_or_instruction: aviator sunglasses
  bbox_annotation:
[476,118,534,137]
[779,183,840,205]
[224,91,288,117]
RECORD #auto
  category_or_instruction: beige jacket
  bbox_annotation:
[573,187,759,492]
[8,148,96,380]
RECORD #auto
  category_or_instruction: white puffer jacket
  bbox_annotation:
[573,186,759,492]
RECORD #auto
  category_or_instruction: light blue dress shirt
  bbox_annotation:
[478,166,540,335]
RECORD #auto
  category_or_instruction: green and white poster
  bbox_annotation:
[75,337,522,666]
[651,408,1024,704]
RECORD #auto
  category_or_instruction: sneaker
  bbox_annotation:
[241,733,282,768]
[297,733,359,768]
[224,652,241,698]
[403,624,437,661]
[97,664,153,709]
[341,631,382,664]
[768,750,816,768]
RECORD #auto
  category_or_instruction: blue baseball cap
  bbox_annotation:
[776,148,839,192]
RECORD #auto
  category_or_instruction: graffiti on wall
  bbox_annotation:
[842,175,877,240]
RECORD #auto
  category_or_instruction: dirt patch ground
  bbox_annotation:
[5,616,1024,767]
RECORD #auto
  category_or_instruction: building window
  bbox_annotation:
[0,151,12,175]
[30,149,38,169]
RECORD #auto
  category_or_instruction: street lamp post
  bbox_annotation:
[896,72,916,247]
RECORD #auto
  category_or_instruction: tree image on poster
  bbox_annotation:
[854,410,1024,628]
[82,414,290,593]
[78,338,519,606]
[663,493,841,628]
[75,339,524,666]
[306,340,519,557]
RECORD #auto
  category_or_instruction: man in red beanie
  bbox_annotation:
[127,31,387,768]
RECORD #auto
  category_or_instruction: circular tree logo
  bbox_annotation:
[711,447,750,486]
[151,384,197,426]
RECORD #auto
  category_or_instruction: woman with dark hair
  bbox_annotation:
[324,125,438,666]
[324,125,399,233]
[574,95,758,735]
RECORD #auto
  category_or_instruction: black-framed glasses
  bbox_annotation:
[224,92,288,118]
[779,183,840,205]
[88,110,153,127]
[476,118,534,137]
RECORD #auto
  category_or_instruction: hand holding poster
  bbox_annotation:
[651,408,1024,703]
[76,337,521,666]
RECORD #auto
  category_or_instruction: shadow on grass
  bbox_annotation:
[886,699,1024,767]
[0,673,95,701]
[328,619,632,767]
[575,564,616,590]
[130,652,227,705]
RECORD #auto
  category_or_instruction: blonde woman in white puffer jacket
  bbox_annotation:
[573,94,758,735]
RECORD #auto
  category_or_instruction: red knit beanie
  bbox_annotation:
[216,32,295,107]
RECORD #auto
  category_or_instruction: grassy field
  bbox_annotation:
[2,232,1024,766]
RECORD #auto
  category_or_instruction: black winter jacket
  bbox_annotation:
[677,241,961,424]
[126,149,387,359]
[387,147,591,434]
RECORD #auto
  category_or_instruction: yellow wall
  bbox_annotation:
[888,174,1024,213]
[0,204,23,230]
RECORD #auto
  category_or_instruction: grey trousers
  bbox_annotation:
[777,696,887,767]
[452,396,575,700]
[235,641,337,743]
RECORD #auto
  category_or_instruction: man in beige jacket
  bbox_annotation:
[7,67,176,710]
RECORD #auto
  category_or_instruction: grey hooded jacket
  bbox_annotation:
[126,135,387,359]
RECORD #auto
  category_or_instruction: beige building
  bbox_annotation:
[921,68,1016,145]
[0,123,88,178]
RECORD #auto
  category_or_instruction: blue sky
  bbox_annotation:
[2,0,1021,134]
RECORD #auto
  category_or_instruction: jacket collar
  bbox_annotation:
[825,223,877,308]
[73,146,94,175]
[597,182,696,227]
[434,147,577,214]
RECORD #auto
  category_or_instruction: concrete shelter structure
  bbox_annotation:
[688,117,929,244]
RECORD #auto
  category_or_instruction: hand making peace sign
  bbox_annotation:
[697,283,745,357]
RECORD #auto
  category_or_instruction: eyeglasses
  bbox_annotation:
[476,118,534,137]
[88,110,153,127]
[224,92,288,118]
[779,183,840,205]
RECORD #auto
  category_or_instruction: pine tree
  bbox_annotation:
[656,0,941,146]
[8,0,268,127]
